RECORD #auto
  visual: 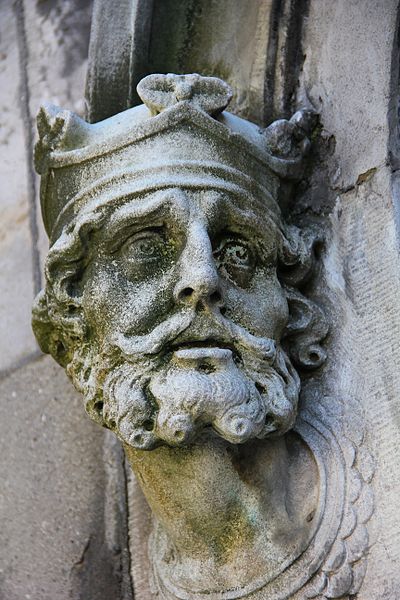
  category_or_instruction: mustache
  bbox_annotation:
[110,308,276,364]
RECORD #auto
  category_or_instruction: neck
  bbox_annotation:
[124,431,318,596]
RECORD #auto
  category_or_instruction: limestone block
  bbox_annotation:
[1,4,132,599]
[0,227,37,372]
[0,1,93,372]
[0,356,130,600]
[0,1,38,372]
[21,0,93,270]
[328,167,400,599]
[299,0,396,189]
[299,0,400,596]
[22,0,92,116]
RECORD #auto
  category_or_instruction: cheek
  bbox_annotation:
[81,263,176,339]
[223,273,288,339]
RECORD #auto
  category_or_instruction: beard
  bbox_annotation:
[69,309,300,450]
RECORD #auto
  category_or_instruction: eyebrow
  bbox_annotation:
[215,194,280,243]
[102,189,190,247]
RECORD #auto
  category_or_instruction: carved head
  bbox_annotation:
[32,73,327,450]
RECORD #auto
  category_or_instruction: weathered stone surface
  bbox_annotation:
[0,0,93,373]
[23,0,92,114]
[299,2,400,597]
[85,0,154,122]
[127,471,153,600]
[0,2,38,372]
[299,0,395,190]
[86,0,309,126]
[0,3,131,598]
[323,166,400,600]
[0,355,131,600]
[21,0,93,270]
[147,0,274,124]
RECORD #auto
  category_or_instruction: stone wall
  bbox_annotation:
[300,5,400,597]
[0,2,132,599]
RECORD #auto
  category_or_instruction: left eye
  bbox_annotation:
[214,237,256,286]
[217,241,253,267]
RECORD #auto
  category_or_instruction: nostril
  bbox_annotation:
[176,286,224,307]
[179,287,194,301]
[210,290,222,304]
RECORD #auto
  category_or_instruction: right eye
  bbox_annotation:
[117,228,178,280]
[121,229,165,263]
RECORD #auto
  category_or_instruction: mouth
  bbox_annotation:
[168,338,238,370]
[170,339,236,352]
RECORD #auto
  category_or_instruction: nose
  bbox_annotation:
[174,222,224,309]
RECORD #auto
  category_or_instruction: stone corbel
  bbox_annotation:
[32,73,373,599]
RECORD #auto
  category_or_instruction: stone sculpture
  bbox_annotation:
[32,74,373,599]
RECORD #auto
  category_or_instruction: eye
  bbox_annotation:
[121,229,165,263]
[214,236,256,287]
[116,227,178,281]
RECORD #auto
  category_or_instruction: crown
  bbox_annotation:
[35,73,316,241]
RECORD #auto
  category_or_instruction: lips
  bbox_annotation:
[169,337,238,363]
[172,346,233,370]
[171,338,235,351]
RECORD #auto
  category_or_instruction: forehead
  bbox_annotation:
[104,187,277,232]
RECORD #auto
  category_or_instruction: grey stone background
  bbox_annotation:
[1,1,400,599]
[0,2,133,599]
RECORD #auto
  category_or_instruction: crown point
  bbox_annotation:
[137,73,233,117]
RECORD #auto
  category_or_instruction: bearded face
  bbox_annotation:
[65,187,300,449]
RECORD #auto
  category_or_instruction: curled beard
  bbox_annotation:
[68,311,300,450]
